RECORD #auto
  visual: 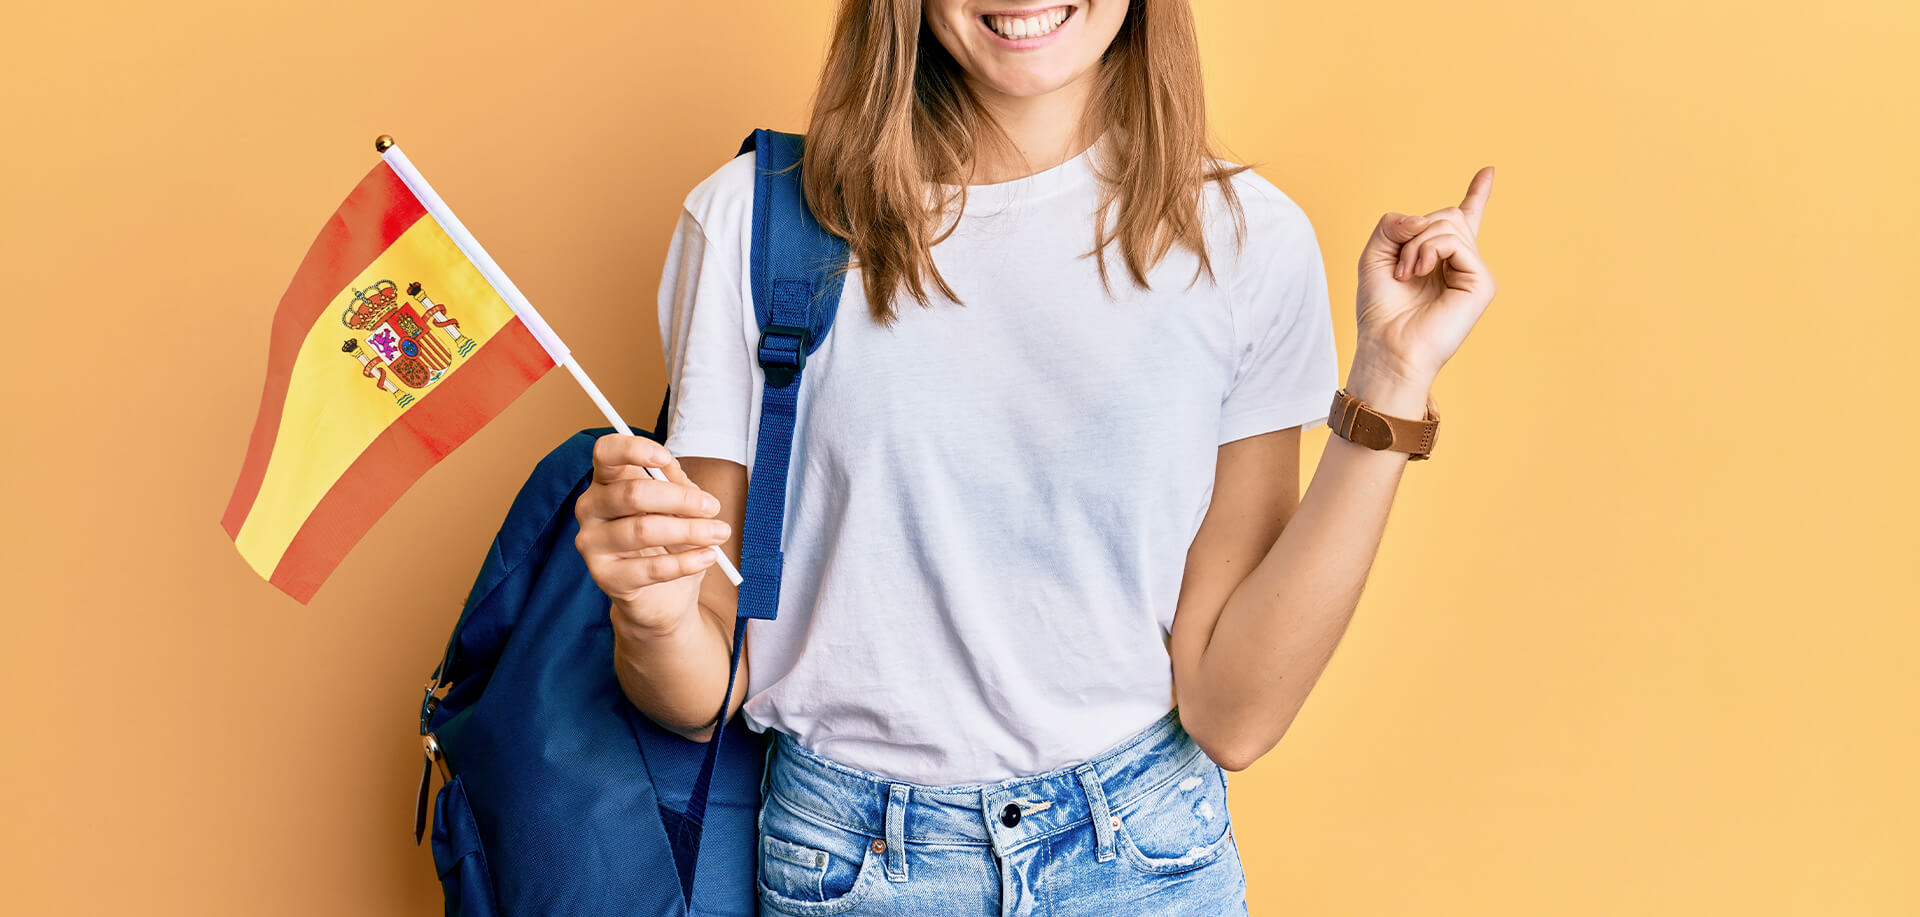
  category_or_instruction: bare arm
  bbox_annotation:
[611,456,751,743]
[1169,363,1429,771]
[574,435,752,743]
[1171,169,1498,770]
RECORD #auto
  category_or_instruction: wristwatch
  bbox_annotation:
[1327,387,1440,460]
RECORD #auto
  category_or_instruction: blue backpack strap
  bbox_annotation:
[675,127,848,912]
[738,127,844,619]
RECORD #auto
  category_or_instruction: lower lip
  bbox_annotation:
[977,7,1075,50]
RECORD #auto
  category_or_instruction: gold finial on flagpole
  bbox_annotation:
[374,134,396,153]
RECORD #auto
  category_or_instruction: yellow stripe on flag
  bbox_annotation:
[232,215,523,575]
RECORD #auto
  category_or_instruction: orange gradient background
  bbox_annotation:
[2,1,1914,914]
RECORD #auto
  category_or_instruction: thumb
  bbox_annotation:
[1361,213,1430,266]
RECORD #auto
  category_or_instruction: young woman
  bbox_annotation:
[575,1,1497,913]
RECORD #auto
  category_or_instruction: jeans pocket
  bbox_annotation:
[762,832,829,901]
[1111,748,1236,875]
[757,791,883,916]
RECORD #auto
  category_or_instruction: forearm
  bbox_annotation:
[1188,353,1435,768]
[610,577,742,743]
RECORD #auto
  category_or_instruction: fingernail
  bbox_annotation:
[709,521,732,541]
[704,495,721,514]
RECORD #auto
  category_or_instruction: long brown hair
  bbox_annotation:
[802,0,1253,326]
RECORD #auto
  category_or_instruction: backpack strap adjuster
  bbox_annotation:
[757,323,811,388]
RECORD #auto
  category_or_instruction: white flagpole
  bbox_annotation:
[375,136,742,586]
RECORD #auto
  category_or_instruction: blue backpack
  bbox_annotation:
[416,128,848,916]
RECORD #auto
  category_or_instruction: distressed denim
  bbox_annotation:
[755,706,1249,916]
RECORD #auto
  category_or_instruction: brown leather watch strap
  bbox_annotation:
[1327,388,1440,460]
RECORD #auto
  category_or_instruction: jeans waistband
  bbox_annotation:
[763,706,1207,854]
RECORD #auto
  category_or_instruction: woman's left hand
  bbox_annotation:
[1351,167,1498,387]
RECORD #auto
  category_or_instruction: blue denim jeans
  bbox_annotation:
[754,706,1248,916]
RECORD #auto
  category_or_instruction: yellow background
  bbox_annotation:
[2,1,1913,914]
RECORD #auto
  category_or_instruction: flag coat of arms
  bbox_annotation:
[223,145,569,603]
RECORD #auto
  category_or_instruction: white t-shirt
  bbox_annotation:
[655,132,1338,785]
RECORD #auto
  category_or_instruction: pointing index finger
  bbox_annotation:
[1459,165,1495,237]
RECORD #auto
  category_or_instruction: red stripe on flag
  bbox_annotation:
[223,162,428,538]
[267,320,555,603]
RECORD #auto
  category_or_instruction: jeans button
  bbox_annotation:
[1000,803,1021,827]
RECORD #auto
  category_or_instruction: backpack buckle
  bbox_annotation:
[757,324,811,388]
[421,674,449,725]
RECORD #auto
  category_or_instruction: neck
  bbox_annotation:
[963,71,1103,184]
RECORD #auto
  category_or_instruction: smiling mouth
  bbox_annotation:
[981,6,1074,41]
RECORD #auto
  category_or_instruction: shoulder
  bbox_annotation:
[1196,160,1328,341]
[1203,159,1319,262]
[679,148,758,242]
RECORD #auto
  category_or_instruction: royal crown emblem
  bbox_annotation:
[338,280,478,408]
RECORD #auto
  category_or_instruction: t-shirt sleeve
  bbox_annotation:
[656,207,753,465]
[1217,191,1341,445]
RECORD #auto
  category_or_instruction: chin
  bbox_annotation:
[974,64,1084,98]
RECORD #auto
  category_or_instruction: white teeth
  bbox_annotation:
[986,7,1069,40]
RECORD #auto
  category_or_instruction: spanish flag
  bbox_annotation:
[222,142,567,603]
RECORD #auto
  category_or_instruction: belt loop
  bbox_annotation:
[1074,764,1116,863]
[884,784,910,881]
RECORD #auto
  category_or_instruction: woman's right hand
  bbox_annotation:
[574,433,733,638]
